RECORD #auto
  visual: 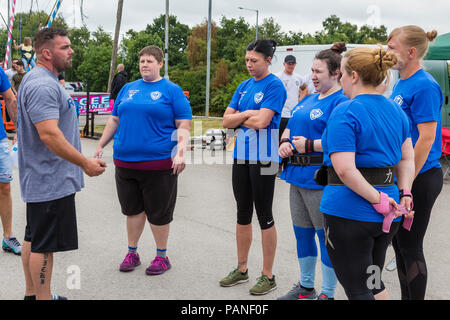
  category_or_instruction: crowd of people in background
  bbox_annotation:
[0,24,445,301]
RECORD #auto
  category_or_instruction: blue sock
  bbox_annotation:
[157,248,167,258]
[293,225,318,289]
[128,246,137,254]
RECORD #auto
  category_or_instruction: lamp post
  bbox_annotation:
[205,0,212,117]
[164,0,169,79]
[238,6,258,40]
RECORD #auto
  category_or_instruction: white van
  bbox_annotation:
[269,44,399,97]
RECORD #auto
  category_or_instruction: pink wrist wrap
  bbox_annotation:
[372,191,414,233]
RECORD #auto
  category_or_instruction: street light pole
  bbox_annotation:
[205,0,212,117]
[164,0,169,79]
[238,6,259,40]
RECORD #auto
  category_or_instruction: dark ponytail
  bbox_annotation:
[247,38,277,60]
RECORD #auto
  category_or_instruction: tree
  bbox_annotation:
[75,27,113,92]
[66,26,91,81]
[259,17,286,45]
[186,20,218,69]
[145,15,191,67]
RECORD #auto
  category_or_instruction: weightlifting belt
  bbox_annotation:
[289,154,323,166]
[327,166,395,186]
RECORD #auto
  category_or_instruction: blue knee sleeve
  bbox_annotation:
[316,229,333,268]
[293,225,317,258]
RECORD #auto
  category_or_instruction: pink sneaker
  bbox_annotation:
[119,252,141,272]
[145,256,171,275]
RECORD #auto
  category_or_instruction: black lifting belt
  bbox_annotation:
[288,154,324,166]
[327,166,395,187]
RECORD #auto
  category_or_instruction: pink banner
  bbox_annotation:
[72,94,113,116]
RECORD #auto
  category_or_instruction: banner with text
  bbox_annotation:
[72,94,112,116]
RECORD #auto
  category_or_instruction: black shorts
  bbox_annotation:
[24,194,78,253]
[115,166,178,225]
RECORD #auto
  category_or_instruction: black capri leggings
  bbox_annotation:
[392,167,443,300]
[232,160,276,230]
[324,214,400,300]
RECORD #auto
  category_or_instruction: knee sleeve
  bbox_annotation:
[293,225,317,258]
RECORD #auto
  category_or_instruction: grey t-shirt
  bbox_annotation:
[17,66,84,203]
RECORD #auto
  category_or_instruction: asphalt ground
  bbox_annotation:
[1,137,449,300]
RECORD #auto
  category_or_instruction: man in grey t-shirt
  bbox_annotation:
[17,28,106,301]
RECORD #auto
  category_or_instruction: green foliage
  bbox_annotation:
[74,27,113,92]
[145,15,191,67]
[0,10,388,116]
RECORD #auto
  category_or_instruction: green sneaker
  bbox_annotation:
[249,274,277,295]
[219,268,249,287]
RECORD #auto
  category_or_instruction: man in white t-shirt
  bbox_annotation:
[275,55,305,137]
[5,59,19,85]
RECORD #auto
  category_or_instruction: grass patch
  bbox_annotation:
[191,118,223,136]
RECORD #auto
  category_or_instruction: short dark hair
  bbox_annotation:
[139,46,164,63]
[246,39,277,60]
[34,27,68,53]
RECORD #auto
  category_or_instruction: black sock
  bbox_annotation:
[24,295,36,301]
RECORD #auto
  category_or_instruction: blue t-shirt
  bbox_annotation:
[229,73,287,162]
[112,78,192,162]
[280,90,348,189]
[320,94,410,222]
[390,69,443,174]
[0,68,12,140]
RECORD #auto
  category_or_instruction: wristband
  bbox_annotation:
[372,191,390,215]
[305,139,315,153]
[399,189,412,198]
[280,138,291,146]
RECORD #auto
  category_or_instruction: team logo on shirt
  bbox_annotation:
[67,98,75,110]
[127,90,139,100]
[254,92,264,104]
[393,95,404,107]
[151,91,162,101]
[310,108,323,120]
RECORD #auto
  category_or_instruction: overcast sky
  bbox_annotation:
[6,0,450,39]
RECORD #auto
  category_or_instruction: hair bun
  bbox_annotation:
[426,30,438,42]
[330,42,347,54]
[374,48,397,72]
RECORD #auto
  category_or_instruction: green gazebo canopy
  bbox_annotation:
[425,32,450,60]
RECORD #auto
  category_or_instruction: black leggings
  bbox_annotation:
[392,167,443,300]
[232,160,276,230]
[324,214,400,300]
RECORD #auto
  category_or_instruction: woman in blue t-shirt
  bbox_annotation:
[320,47,415,300]
[94,46,192,276]
[220,39,287,295]
[277,42,348,301]
[387,26,444,300]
